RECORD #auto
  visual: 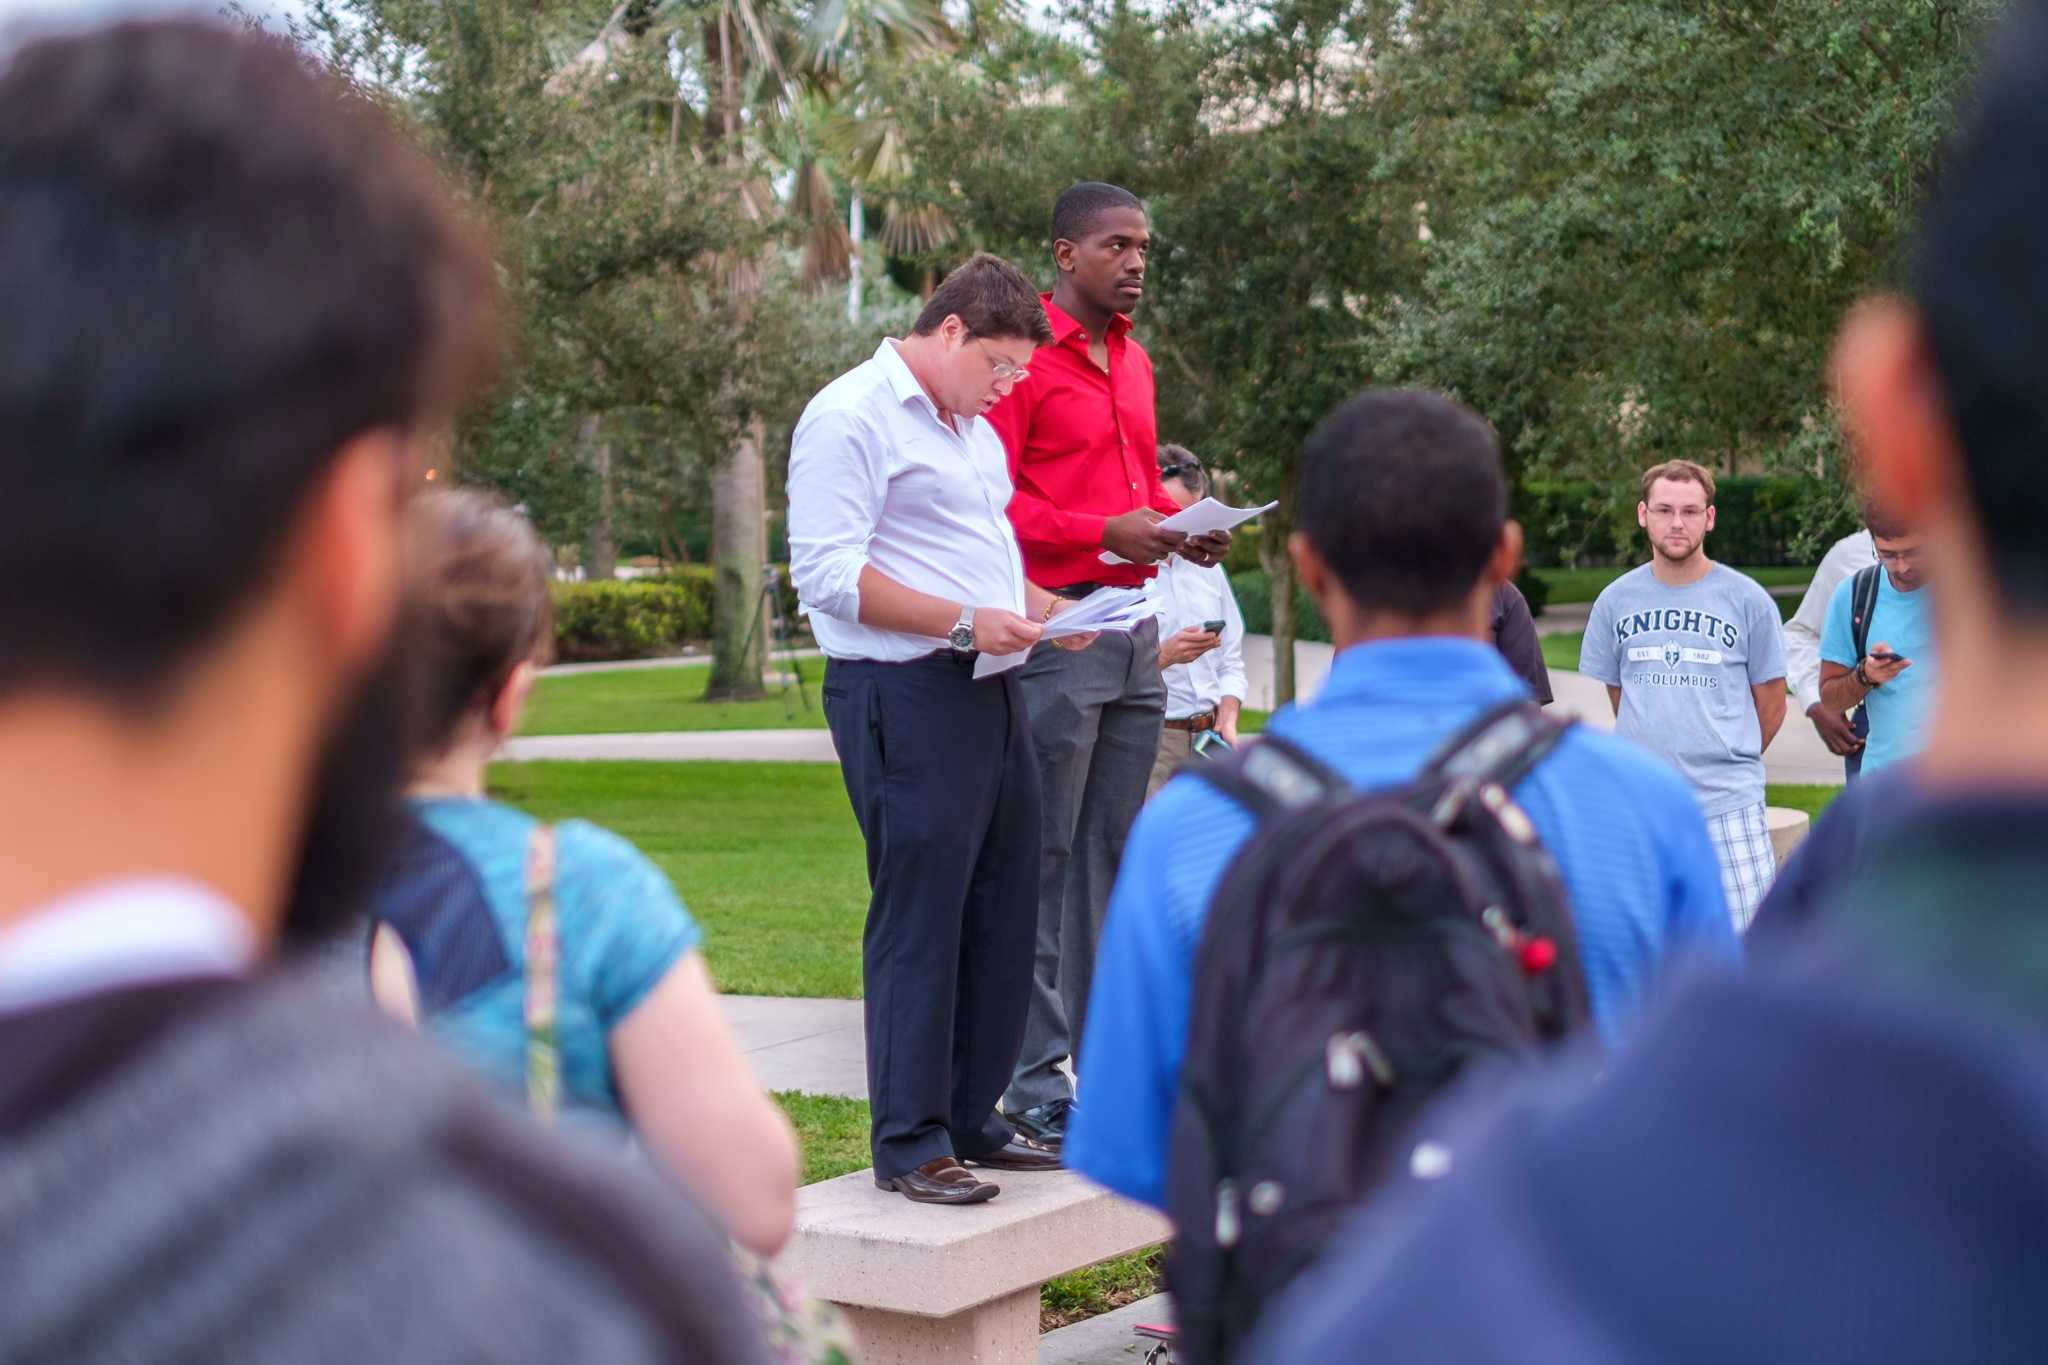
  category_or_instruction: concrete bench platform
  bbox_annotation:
[773,1166,1171,1364]
[1766,804,1810,863]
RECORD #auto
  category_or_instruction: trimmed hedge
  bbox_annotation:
[1517,476,1856,568]
[1229,569,1331,644]
[551,565,804,662]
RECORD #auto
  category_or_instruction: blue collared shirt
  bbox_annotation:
[1067,637,1736,1211]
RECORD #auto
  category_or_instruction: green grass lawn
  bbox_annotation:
[521,663,827,736]
[488,760,867,997]
[1541,630,1585,675]
[1766,783,1839,820]
[1533,564,1813,605]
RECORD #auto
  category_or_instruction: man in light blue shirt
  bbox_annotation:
[1819,506,1935,775]
[1066,389,1735,1213]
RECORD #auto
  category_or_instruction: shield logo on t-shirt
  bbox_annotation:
[1663,642,1681,668]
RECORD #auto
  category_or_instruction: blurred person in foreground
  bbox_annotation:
[369,489,801,1256]
[1251,6,2048,1357]
[0,20,764,1363]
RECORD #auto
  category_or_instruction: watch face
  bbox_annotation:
[950,625,975,650]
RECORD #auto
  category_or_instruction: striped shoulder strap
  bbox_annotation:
[523,823,561,1118]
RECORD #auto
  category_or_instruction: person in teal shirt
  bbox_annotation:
[1819,506,1936,775]
[367,489,802,1257]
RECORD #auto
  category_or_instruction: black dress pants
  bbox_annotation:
[823,651,1042,1178]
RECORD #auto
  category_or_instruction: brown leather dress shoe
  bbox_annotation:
[966,1133,1064,1172]
[874,1157,1000,1204]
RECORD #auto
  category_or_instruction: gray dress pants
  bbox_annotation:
[1003,616,1165,1114]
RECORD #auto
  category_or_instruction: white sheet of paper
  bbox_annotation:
[1099,497,1280,565]
[973,588,1154,678]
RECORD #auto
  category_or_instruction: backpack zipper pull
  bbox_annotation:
[1326,1030,1396,1090]
[1215,1178,1241,1247]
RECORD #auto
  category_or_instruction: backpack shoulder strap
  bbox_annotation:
[1850,562,1883,664]
[1419,698,1575,796]
[523,822,561,1119]
[1191,731,1350,825]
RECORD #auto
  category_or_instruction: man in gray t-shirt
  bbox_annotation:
[1581,461,1788,930]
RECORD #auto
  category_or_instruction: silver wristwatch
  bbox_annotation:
[949,605,976,652]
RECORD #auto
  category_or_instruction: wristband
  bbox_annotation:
[1854,660,1880,690]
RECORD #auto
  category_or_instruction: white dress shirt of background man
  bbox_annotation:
[1784,524,1878,778]
[1144,445,1249,796]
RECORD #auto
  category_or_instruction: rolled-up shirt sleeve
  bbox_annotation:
[787,407,886,624]
[1217,572,1249,702]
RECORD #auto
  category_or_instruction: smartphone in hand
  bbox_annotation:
[1201,618,1226,634]
[1868,650,1906,664]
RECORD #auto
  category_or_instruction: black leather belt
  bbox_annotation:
[1051,582,1105,600]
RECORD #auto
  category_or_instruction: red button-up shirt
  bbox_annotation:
[985,295,1181,589]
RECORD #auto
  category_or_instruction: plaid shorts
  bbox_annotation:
[1707,802,1776,933]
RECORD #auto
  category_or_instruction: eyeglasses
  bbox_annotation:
[1874,546,1924,567]
[974,339,1030,385]
[1160,461,1204,483]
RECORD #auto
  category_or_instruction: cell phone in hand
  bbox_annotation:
[1201,619,1226,634]
[1191,729,1234,758]
[1868,650,1905,663]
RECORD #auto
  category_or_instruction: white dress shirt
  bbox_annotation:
[1784,529,1878,715]
[1147,556,1248,720]
[787,339,1028,663]
[0,878,254,1017]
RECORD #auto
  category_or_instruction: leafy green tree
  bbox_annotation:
[1374,0,1998,556]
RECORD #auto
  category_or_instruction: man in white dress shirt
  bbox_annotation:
[788,254,1087,1205]
[1784,522,1879,778]
[1145,445,1248,794]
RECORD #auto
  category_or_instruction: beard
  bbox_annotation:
[276,639,420,949]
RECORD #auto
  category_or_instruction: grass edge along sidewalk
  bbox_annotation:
[772,1090,1163,1335]
[489,760,1842,1000]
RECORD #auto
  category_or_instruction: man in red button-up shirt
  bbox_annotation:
[984,182,1229,1147]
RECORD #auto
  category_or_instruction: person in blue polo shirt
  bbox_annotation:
[1065,388,1735,1212]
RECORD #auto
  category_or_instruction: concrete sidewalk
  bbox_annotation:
[501,729,838,763]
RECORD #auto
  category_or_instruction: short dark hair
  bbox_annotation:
[1296,390,1507,617]
[1159,443,1205,492]
[911,253,1053,344]
[1863,498,1912,541]
[1052,182,1145,246]
[403,489,555,757]
[0,19,502,702]
[1913,0,2048,612]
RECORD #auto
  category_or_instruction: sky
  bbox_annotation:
[0,0,304,45]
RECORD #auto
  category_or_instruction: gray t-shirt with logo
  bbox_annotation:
[1580,563,1787,816]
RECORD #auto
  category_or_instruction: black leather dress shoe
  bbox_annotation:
[1003,1097,1074,1147]
[966,1133,1064,1172]
[875,1157,1000,1204]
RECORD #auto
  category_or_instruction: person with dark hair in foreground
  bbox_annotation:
[1065,388,1732,1214]
[1251,7,2048,1356]
[788,252,1078,1204]
[0,20,765,1363]
[985,182,1232,1148]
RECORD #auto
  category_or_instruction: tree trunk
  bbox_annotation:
[1259,498,1297,706]
[705,418,768,700]
[580,413,616,581]
[847,190,864,324]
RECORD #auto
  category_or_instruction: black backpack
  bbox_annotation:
[1162,699,1593,1365]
